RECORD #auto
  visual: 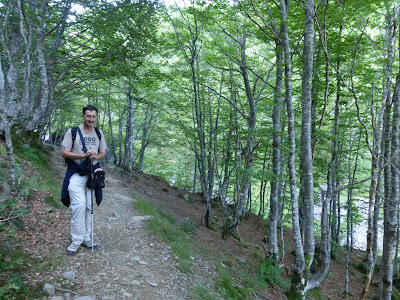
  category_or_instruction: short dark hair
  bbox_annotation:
[83,105,98,115]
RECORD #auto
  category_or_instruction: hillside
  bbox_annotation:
[7,145,376,299]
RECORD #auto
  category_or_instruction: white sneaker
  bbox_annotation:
[66,243,80,255]
[82,240,99,250]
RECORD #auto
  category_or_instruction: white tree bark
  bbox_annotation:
[268,36,284,260]
[279,0,306,297]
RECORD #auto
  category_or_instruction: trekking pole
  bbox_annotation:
[90,157,94,258]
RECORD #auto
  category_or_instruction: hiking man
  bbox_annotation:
[61,105,107,255]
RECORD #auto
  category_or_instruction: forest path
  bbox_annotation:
[49,148,207,300]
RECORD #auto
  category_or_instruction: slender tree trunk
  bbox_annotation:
[233,30,257,230]
[268,35,284,260]
[345,129,361,295]
[3,118,16,186]
[279,0,306,296]
[380,62,400,300]
[118,105,124,165]
[361,7,397,298]
[125,87,135,171]
[107,97,117,164]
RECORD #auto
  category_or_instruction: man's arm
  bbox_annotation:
[95,150,106,160]
[62,147,98,160]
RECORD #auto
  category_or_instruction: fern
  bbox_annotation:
[258,258,289,289]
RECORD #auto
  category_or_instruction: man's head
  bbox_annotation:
[82,105,98,129]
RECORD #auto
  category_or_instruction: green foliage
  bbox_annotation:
[0,144,6,156]
[0,198,29,236]
[11,137,61,208]
[330,240,344,260]
[215,262,249,300]
[132,198,157,216]
[0,247,47,299]
[258,258,289,290]
[180,220,197,235]
[190,285,218,300]
[392,287,400,300]
[306,287,330,300]
[0,136,66,298]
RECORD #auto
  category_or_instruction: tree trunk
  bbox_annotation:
[279,0,306,296]
[361,7,397,298]
[380,62,400,300]
[300,0,315,269]
[268,35,284,260]
[107,97,117,164]
[125,87,135,171]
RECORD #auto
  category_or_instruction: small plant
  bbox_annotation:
[180,220,197,235]
[215,262,249,300]
[258,258,289,289]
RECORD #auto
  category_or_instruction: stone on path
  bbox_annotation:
[147,280,158,287]
[43,283,55,296]
[131,215,153,223]
[62,271,76,281]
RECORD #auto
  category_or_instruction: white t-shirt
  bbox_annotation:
[62,124,107,165]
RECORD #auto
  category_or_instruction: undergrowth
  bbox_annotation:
[0,135,63,298]
[133,198,287,299]
[11,133,62,209]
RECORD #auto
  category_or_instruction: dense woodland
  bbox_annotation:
[1,0,400,298]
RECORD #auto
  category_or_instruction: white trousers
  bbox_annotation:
[68,173,93,245]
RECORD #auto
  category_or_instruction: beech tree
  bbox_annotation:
[0,0,74,184]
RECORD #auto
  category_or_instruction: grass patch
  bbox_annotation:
[190,285,218,300]
[133,199,193,272]
[215,262,250,300]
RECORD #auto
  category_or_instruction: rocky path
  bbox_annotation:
[47,149,214,300]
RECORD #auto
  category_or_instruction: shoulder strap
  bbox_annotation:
[71,127,79,150]
[76,127,88,153]
[94,127,101,140]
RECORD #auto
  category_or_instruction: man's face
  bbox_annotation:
[82,110,97,128]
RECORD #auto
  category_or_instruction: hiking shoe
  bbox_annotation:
[66,243,80,255]
[82,240,99,250]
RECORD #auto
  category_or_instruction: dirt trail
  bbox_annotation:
[48,148,213,300]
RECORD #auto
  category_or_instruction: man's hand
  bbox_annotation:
[86,149,97,158]
[62,147,106,160]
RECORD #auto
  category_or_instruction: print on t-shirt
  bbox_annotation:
[79,136,97,151]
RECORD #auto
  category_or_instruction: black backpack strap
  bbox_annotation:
[76,127,88,153]
[65,127,79,166]
[71,127,79,150]
[94,127,102,141]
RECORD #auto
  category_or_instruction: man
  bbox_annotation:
[61,105,107,255]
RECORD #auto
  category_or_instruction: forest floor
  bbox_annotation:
[15,145,378,299]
